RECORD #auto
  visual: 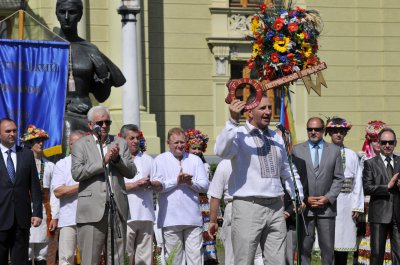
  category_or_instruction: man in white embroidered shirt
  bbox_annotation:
[153,127,209,265]
[214,94,304,265]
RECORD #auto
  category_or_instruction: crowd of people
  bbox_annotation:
[1,94,400,265]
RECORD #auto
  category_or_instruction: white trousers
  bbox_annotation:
[126,220,154,265]
[58,226,77,265]
[232,197,286,265]
[162,225,203,265]
[28,243,48,261]
[222,202,264,265]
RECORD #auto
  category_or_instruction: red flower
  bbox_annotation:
[270,52,279,63]
[286,53,295,61]
[283,64,292,73]
[288,23,298,32]
[302,31,309,40]
[259,4,266,12]
[274,18,285,31]
[248,61,255,69]
[296,6,305,12]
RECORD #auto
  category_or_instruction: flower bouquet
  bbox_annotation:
[247,0,323,83]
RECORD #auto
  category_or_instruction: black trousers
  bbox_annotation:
[370,221,400,265]
[0,222,29,265]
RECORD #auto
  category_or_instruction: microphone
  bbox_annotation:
[276,123,287,134]
[93,124,101,137]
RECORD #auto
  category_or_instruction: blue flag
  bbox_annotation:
[0,39,68,156]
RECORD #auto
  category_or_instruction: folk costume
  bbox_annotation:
[22,125,58,264]
[325,118,364,256]
[185,129,218,265]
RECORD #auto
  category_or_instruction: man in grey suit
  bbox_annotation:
[292,117,344,265]
[71,106,136,265]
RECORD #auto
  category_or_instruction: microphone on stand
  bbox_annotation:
[93,124,101,137]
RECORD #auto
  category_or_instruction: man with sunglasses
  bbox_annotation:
[363,128,400,265]
[325,117,364,265]
[71,106,136,265]
[292,117,344,265]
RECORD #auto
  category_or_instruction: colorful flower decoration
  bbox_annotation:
[137,130,147,152]
[247,1,323,82]
[326,117,352,129]
[185,129,209,153]
[362,120,386,158]
[21,125,49,142]
[325,116,352,136]
[365,120,386,142]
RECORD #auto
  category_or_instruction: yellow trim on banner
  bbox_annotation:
[43,145,62,157]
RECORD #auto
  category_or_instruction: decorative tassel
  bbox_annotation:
[68,71,75,92]
[68,46,75,92]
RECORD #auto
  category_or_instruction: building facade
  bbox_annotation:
[1,0,399,153]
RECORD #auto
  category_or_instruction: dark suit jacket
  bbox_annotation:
[363,155,400,224]
[284,155,308,227]
[292,141,344,217]
[0,146,42,230]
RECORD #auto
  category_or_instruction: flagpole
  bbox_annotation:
[18,0,26,40]
[18,9,24,40]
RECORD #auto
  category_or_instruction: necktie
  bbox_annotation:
[386,156,393,179]
[314,144,319,172]
[6,149,16,183]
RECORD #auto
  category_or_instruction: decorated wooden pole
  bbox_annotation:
[18,9,24,40]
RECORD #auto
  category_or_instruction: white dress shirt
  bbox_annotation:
[207,159,233,204]
[125,152,156,222]
[0,143,17,170]
[153,152,209,228]
[214,120,303,200]
[51,156,78,227]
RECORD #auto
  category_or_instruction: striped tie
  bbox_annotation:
[6,149,16,183]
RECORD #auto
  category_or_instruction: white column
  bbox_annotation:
[118,1,141,126]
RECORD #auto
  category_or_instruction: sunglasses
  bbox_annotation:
[127,136,140,141]
[380,140,396,146]
[95,120,112,126]
[307,127,324,132]
[330,129,347,135]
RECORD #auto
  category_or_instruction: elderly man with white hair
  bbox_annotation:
[71,106,136,265]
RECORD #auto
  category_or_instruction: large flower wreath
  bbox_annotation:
[247,0,323,82]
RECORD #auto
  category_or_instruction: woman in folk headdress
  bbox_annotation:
[325,117,364,265]
[22,125,58,265]
[357,121,392,265]
[185,129,218,265]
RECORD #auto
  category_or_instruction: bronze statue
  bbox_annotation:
[56,0,126,154]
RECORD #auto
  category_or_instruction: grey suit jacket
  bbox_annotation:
[71,135,136,224]
[292,141,344,217]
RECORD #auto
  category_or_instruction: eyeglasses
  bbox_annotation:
[95,120,112,126]
[307,127,324,132]
[380,140,396,146]
[330,129,347,135]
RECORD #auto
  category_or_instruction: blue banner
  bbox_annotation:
[0,39,68,156]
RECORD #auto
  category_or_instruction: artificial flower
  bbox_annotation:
[273,37,291,53]
[274,18,285,31]
[259,4,266,13]
[270,52,279,63]
[288,23,298,32]
[301,42,313,58]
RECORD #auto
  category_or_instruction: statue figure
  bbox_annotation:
[56,0,126,154]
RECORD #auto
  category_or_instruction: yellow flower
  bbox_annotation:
[301,42,313,58]
[251,16,262,35]
[297,32,305,40]
[252,43,262,57]
[273,37,290,53]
